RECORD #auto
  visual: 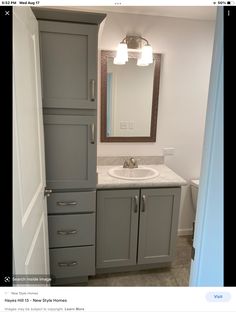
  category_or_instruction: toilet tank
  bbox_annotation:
[190,179,199,211]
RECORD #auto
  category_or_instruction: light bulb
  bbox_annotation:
[114,57,126,65]
[137,58,149,66]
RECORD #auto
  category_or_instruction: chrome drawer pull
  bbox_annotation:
[134,196,138,213]
[58,261,78,267]
[90,123,95,144]
[57,201,77,206]
[57,230,78,235]
[90,79,95,101]
[142,195,146,212]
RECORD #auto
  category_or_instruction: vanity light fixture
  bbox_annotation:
[114,35,153,66]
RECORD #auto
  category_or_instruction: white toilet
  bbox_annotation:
[190,179,199,239]
[190,179,199,214]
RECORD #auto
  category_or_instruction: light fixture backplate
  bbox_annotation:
[125,35,142,49]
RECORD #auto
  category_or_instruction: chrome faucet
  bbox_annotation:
[129,157,138,168]
[123,157,138,168]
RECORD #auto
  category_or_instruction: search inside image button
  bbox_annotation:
[206,292,231,302]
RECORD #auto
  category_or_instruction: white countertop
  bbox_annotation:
[97,164,187,189]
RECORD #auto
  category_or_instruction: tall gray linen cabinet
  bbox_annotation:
[33,8,106,286]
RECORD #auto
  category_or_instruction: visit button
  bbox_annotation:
[206,292,231,302]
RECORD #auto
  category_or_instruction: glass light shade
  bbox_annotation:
[137,58,149,66]
[140,44,153,64]
[114,57,126,65]
[113,42,128,64]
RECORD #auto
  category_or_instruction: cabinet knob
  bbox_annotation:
[142,195,146,212]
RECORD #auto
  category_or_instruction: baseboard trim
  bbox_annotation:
[178,228,193,236]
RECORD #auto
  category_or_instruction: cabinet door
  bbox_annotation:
[96,189,140,268]
[44,114,96,189]
[39,21,98,109]
[138,188,181,265]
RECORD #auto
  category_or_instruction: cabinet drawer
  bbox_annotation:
[50,246,95,278]
[47,191,96,214]
[48,213,95,248]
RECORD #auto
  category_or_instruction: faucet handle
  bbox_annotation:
[123,160,129,168]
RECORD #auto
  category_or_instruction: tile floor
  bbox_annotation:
[88,235,192,287]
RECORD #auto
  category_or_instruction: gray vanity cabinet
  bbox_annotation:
[43,114,96,189]
[96,189,140,268]
[39,21,98,110]
[96,187,180,270]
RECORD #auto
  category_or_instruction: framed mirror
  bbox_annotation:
[101,50,161,142]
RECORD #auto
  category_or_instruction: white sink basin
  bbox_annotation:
[108,166,159,180]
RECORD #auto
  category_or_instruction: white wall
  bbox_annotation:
[97,12,215,233]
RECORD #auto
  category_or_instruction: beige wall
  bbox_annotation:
[97,11,215,233]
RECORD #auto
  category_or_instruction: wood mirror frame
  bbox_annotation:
[101,50,161,142]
